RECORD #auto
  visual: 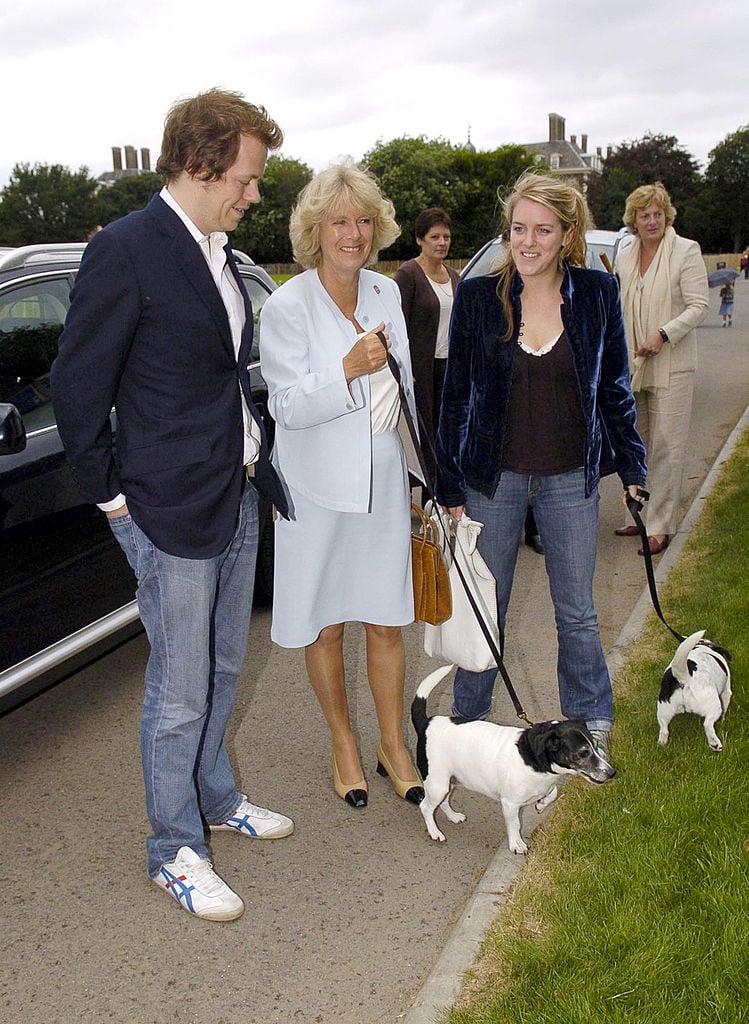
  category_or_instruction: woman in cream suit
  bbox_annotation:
[614,182,708,555]
[259,162,424,810]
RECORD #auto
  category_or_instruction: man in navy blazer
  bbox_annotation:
[52,89,293,922]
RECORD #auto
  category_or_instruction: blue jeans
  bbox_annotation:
[109,483,259,877]
[453,469,613,731]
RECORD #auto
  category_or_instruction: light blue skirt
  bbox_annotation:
[271,430,414,648]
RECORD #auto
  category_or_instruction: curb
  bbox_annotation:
[402,403,749,1024]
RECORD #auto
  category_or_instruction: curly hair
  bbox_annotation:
[289,160,400,269]
[622,181,677,233]
[156,88,283,184]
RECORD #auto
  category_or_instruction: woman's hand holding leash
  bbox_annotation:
[622,484,648,508]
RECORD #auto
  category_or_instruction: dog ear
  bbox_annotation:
[524,722,560,771]
[701,640,732,663]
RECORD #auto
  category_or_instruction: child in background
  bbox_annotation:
[719,281,734,327]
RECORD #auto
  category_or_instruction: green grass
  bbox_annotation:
[443,431,749,1024]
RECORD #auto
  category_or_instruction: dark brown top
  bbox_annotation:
[501,331,586,476]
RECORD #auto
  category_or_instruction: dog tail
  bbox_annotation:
[671,630,706,680]
[411,664,453,780]
[411,662,452,734]
[415,663,454,704]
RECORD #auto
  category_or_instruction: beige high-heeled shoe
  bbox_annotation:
[375,745,424,805]
[332,754,368,809]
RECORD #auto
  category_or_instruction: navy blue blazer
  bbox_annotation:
[51,193,288,559]
[435,264,647,509]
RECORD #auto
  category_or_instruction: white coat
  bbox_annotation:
[259,268,421,513]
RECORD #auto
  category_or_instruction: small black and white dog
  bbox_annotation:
[411,665,615,854]
[657,630,732,751]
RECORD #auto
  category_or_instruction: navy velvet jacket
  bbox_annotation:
[434,264,647,508]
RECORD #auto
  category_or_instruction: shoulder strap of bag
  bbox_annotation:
[376,332,435,501]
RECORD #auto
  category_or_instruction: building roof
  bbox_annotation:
[522,113,603,178]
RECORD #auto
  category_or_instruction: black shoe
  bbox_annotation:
[525,533,544,555]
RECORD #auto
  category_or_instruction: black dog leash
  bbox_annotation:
[376,331,532,724]
[626,490,685,642]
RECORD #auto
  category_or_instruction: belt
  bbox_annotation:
[245,462,256,479]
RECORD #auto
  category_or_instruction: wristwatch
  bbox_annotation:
[658,327,669,343]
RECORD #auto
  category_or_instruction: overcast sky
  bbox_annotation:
[3,0,746,199]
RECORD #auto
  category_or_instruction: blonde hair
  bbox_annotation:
[623,181,677,232]
[289,160,400,269]
[492,172,589,341]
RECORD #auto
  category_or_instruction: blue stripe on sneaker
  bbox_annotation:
[224,813,258,836]
[160,867,197,913]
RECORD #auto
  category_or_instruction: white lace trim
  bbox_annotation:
[517,331,563,356]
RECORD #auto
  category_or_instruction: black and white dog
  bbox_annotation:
[657,630,732,751]
[411,665,615,854]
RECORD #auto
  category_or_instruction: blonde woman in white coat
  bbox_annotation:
[614,182,708,555]
[260,162,424,811]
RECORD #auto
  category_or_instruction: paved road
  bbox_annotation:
[2,282,748,1024]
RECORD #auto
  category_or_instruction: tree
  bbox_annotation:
[679,184,731,253]
[363,136,535,260]
[587,133,701,232]
[232,154,313,263]
[449,145,538,255]
[364,136,459,261]
[0,163,99,245]
[95,172,163,227]
[703,126,749,252]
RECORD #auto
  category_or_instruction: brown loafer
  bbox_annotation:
[614,525,640,537]
[638,535,669,556]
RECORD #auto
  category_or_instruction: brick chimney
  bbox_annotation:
[548,113,565,143]
[112,146,123,171]
[124,145,138,170]
[581,134,588,153]
[140,148,151,172]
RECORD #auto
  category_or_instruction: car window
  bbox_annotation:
[462,239,505,279]
[0,276,71,433]
[586,242,615,272]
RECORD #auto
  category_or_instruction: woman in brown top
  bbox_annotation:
[394,208,460,486]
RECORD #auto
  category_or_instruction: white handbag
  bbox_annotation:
[423,508,500,672]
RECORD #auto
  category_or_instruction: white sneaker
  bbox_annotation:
[210,794,294,839]
[153,847,244,921]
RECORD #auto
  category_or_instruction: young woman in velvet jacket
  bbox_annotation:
[435,172,647,759]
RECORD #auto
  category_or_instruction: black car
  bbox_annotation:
[0,243,277,711]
